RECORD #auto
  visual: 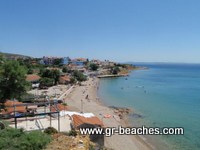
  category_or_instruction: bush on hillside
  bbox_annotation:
[89,63,99,71]
[39,77,54,88]
[72,70,87,82]
[62,67,68,73]
[111,66,120,75]
[44,127,58,135]
[67,130,78,136]
[0,128,51,150]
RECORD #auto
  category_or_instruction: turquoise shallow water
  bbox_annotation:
[98,63,200,150]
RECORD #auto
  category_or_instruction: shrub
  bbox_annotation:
[70,77,77,84]
[72,70,87,82]
[0,120,8,129]
[89,63,99,71]
[62,67,68,73]
[67,130,77,136]
[18,130,51,150]
[44,127,58,135]
[89,144,95,150]
[27,68,34,74]
[0,128,51,150]
[39,77,54,88]
[111,66,120,75]
[41,69,61,85]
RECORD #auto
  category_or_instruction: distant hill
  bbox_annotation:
[0,52,32,60]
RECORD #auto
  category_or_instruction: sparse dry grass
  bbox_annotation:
[45,133,95,150]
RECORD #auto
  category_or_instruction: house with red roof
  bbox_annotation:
[71,114,103,129]
[71,114,104,146]
[0,100,26,115]
[71,58,88,67]
[26,74,41,88]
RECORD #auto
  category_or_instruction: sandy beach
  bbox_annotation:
[64,77,154,150]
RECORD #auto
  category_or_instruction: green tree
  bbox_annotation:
[39,77,54,88]
[69,77,77,84]
[27,68,34,74]
[16,58,25,66]
[62,67,68,73]
[0,60,29,103]
[89,63,99,71]
[53,58,62,66]
[50,70,60,85]
[0,54,5,65]
[41,69,60,85]
[41,69,52,78]
[72,70,87,82]
[112,66,120,75]
[39,68,45,76]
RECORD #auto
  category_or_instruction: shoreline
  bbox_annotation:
[64,77,155,150]
[97,74,129,78]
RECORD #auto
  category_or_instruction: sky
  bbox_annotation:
[0,0,200,63]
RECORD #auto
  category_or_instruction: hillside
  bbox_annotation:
[0,52,32,60]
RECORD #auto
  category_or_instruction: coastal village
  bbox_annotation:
[0,53,151,150]
[0,54,148,150]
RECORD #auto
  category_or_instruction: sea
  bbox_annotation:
[98,63,200,150]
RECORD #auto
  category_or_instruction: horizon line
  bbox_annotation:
[1,51,200,65]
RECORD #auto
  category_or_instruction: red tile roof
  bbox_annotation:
[50,104,68,112]
[26,74,41,82]
[4,100,26,114]
[72,115,103,129]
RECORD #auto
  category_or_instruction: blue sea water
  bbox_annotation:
[98,63,200,150]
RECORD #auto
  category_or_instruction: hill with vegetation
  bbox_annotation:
[0,52,32,60]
